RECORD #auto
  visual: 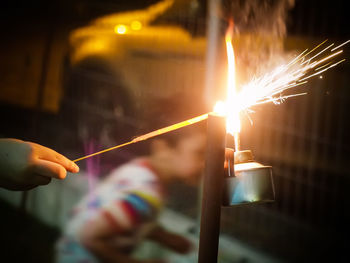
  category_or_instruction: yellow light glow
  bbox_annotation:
[114,24,127,34]
[131,20,142,30]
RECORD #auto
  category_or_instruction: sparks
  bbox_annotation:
[232,39,349,112]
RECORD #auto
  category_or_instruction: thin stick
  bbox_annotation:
[73,141,135,163]
[73,113,209,163]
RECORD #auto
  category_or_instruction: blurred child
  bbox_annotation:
[56,99,206,263]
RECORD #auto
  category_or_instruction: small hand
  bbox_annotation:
[0,139,79,190]
[147,225,193,254]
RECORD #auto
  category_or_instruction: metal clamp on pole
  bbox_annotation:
[223,150,275,206]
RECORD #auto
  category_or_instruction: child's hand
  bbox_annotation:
[0,139,79,190]
[147,225,193,254]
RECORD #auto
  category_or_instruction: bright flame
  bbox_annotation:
[214,21,241,136]
[225,30,241,135]
[213,21,241,151]
[114,24,127,34]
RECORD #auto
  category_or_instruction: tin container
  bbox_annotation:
[223,150,275,206]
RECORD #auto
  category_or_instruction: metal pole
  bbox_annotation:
[198,113,226,263]
[204,0,222,105]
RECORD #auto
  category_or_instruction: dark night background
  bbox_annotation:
[1,0,349,262]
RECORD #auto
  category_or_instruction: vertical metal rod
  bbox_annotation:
[204,0,222,105]
[198,113,226,263]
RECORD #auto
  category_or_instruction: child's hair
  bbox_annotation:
[143,94,207,147]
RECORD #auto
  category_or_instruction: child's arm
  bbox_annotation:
[78,165,169,262]
[147,224,193,254]
[79,211,165,263]
[0,138,79,190]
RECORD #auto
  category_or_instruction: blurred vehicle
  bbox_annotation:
[63,0,207,137]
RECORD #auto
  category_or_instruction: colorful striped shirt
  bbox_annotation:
[56,159,166,263]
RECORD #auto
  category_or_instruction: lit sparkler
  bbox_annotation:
[215,38,348,149]
[73,39,349,162]
[233,39,347,112]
